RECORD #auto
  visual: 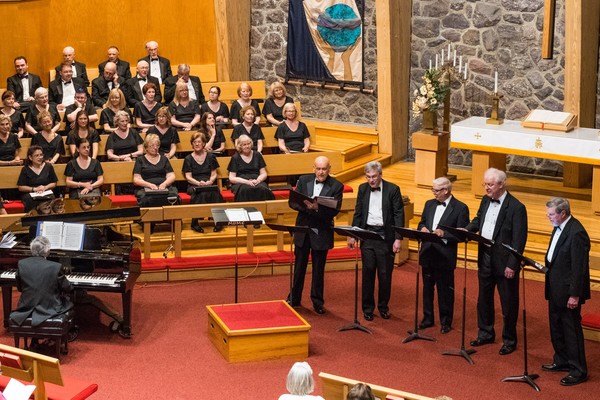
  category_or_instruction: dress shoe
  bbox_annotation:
[418,321,434,330]
[380,311,391,320]
[191,225,204,233]
[542,363,570,372]
[213,225,223,232]
[313,306,326,315]
[364,313,374,321]
[470,337,494,347]
[440,325,452,334]
[499,344,515,355]
[560,374,587,386]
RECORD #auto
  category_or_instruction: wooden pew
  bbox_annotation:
[201,80,267,103]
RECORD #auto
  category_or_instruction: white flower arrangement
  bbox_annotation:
[412,68,449,117]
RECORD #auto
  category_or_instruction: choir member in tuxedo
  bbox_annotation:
[348,161,403,321]
[92,61,125,108]
[6,56,42,110]
[139,40,172,84]
[124,60,162,107]
[55,46,89,86]
[541,197,590,386]
[164,64,205,104]
[48,63,86,111]
[288,156,344,314]
[417,177,470,333]
[64,88,98,135]
[465,168,527,355]
[98,46,132,80]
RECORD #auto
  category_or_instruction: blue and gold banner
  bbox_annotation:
[286,0,363,84]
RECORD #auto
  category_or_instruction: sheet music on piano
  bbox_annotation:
[36,221,86,251]
[0,232,17,249]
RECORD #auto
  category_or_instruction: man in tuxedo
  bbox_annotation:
[541,197,590,386]
[98,46,132,80]
[348,161,404,321]
[465,168,527,355]
[91,62,125,108]
[48,63,87,111]
[55,46,89,86]
[64,88,98,134]
[163,64,205,104]
[7,56,42,110]
[288,156,344,314]
[139,41,172,84]
[417,177,469,333]
[124,60,162,107]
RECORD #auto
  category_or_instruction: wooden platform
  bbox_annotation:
[206,300,310,363]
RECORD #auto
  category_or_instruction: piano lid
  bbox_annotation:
[20,205,142,227]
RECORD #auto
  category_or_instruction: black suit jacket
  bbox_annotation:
[418,196,470,269]
[98,60,132,80]
[48,77,87,106]
[123,76,162,107]
[55,61,89,86]
[10,257,73,327]
[138,56,172,82]
[290,174,344,251]
[163,75,205,104]
[466,192,528,276]
[352,180,404,248]
[7,73,43,102]
[91,76,126,108]
[545,216,591,307]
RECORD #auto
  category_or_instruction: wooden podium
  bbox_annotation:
[412,131,449,188]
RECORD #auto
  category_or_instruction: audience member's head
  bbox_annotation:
[285,362,316,396]
[346,383,375,400]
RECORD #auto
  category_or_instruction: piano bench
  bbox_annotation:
[9,310,75,359]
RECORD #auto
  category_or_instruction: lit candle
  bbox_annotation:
[435,54,439,69]
[464,61,468,80]
[459,55,463,73]
[429,59,432,70]
[453,50,457,66]
[441,49,444,65]
[448,44,451,60]
[494,71,498,93]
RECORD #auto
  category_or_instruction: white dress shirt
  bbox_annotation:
[481,191,507,240]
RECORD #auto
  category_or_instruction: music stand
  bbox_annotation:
[437,225,493,364]
[265,224,311,302]
[394,227,445,343]
[500,243,545,392]
[211,207,264,303]
[333,226,384,334]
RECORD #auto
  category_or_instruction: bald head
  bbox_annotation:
[145,41,159,58]
[103,62,117,80]
[62,46,75,63]
[137,60,149,77]
[314,156,331,182]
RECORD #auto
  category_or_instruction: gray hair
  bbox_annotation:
[484,168,506,184]
[113,110,130,126]
[364,161,382,174]
[177,64,191,74]
[433,176,452,192]
[30,236,51,257]
[285,362,315,396]
[546,197,571,215]
[34,87,48,98]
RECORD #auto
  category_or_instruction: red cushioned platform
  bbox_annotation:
[0,374,98,400]
[166,252,273,270]
[582,313,600,329]
[141,258,168,271]
[106,195,137,207]
[209,300,306,331]
[3,201,25,214]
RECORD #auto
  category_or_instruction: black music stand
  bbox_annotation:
[211,207,264,303]
[333,226,384,334]
[437,225,493,364]
[500,243,546,392]
[265,224,311,302]
[393,227,444,344]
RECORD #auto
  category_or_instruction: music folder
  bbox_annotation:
[192,185,219,193]
[438,225,494,246]
[211,207,264,227]
[393,226,445,244]
[288,189,338,210]
[501,243,548,273]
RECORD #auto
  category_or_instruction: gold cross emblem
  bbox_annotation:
[474,132,482,140]
[535,137,543,149]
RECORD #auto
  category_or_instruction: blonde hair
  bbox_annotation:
[267,81,287,99]
[105,88,126,110]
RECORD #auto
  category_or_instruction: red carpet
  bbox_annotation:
[1,264,599,400]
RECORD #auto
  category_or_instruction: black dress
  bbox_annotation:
[262,96,294,124]
[134,102,161,126]
[26,105,61,135]
[100,108,133,129]
[274,121,310,152]
[66,129,101,157]
[0,133,21,161]
[31,132,65,161]
[168,101,201,125]
[17,163,58,212]
[227,151,274,202]
[182,152,224,204]
[231,124,264,151]
[64,158,103,199]
[204,126,226,155]
[105,129,143,157]
[146,126,180,156]
[2,109,26,135]
[133,155,178,207]
[230,99,261,122]
[200,101,229,123]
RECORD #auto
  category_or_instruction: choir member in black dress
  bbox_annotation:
[183,132,224,233]
[146,107,180,159]
[275,103,311,154]
[17,145,58,212]
[199,112,225,155]
[231,105,264,153]
[100,88,133,133]
[64,137,104,199]
[134,83,162,133]
[133,134,179,207]
[0,115,22,166]
[1,91,25,137]
[63,88,98,135]
[31,111,65,164]
[227,134,274,202]
[169,83,201,131]
[66,110,101,159]
[105,111,143,161]
[200,86,230,125]
[230,82,261,126]
[263,82,294,126]
[25,88,61,137]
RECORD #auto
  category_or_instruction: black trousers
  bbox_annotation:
[548,301,587,377]
[360,239,394,314]
[421,264,455,327]
[290,235,329,308]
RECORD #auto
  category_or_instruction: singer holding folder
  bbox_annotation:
[288,156,343,314]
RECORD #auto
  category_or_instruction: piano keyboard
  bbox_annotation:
[0,270,119,285]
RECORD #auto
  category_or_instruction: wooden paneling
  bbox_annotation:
[0,0,217,87]
[213,0,251,81]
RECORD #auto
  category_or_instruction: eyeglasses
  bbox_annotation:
[431,188,446,193]
[481,182,497,188]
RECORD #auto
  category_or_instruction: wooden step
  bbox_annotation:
[334,153,392,182]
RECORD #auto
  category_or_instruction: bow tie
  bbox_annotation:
[490,198,500,204]
[315,180,324,186]
[436,200,446,207]
[150,58,159,62]
[370,186,381,192]
[63,81,72,85]
[138,77,147,82]
[19,74,29,79]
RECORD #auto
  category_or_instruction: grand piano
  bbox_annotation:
[0,199,142,338]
